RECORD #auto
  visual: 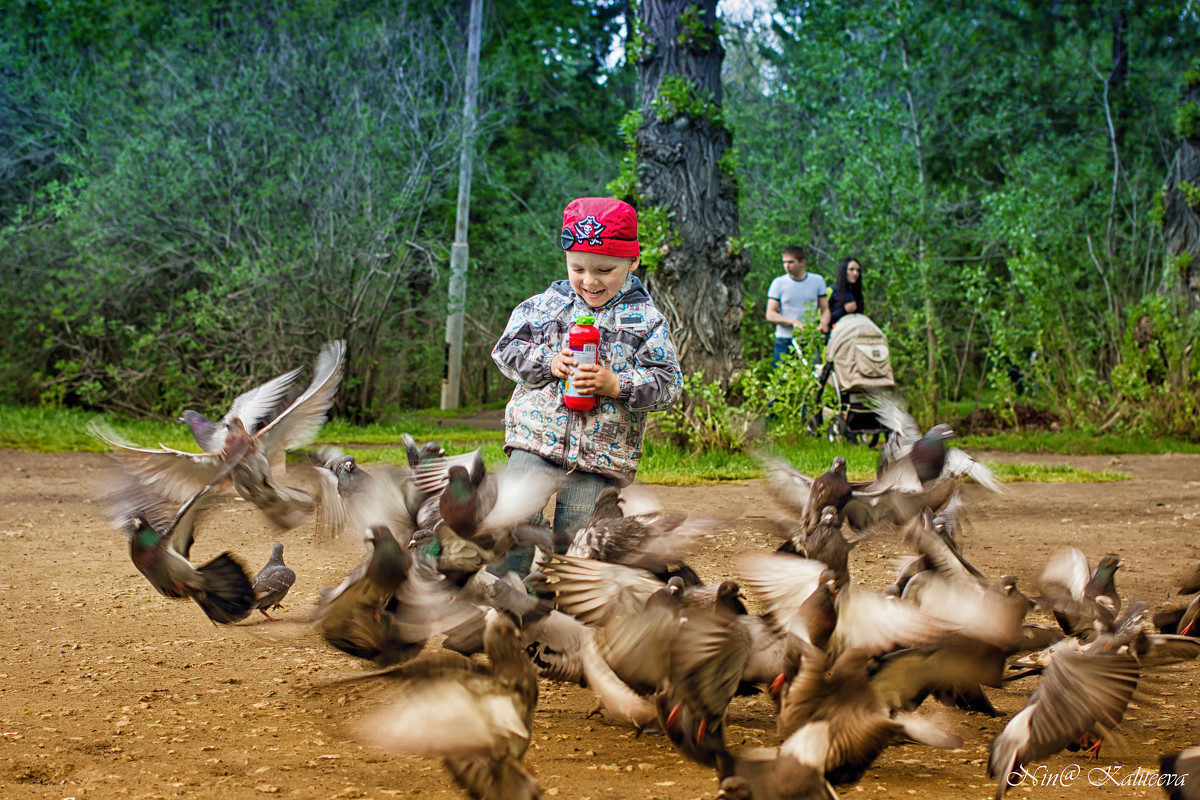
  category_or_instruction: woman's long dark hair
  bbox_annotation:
[834,256,864,311]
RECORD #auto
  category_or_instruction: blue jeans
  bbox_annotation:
[773,336,823,367]
[485,449,617,577]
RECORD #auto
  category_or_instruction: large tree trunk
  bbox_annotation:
[1166,74,1200,311]
[635,0,748,382]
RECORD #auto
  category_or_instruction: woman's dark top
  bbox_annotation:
[829,282,864,325]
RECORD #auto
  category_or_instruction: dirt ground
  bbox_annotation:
[3,449,1200,800]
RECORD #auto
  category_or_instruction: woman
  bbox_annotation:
[828,256,865,327]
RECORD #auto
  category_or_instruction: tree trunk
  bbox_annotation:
[1166,75,1200,311]
[635,0,748,382]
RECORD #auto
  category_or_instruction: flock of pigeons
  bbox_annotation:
[89,342,1200,800]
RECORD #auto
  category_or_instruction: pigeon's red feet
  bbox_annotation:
[1079,733,1103,760]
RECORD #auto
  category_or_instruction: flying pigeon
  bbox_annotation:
[988,634,1141,799]
[870,393,1003,495]
[91,340,346,529]
[567,486,715,580]
[109,476,255,625]
[356,613,541,800]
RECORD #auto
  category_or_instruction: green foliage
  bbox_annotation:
[1180,181,1200,208]
[1108,295,1200,437]
[1185,60,1200,89]
[655,370,758,452]
[3,404,1184,485]
[652,75,725,127]
[717,147,740,181]
[656,333,823,453]
[676,4,720,52]
[986,463,1129,483]
[1174,101,1200,139]
[4,0,1200,440]
[632,205,676,272]
[607,110,645,202]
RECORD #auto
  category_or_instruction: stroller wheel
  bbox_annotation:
[827,417,847,443]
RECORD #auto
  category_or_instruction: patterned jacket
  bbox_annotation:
[492,274,682,485]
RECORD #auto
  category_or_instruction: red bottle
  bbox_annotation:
[564,315,601,411]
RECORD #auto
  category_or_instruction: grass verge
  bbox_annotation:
[0,404,1157,485]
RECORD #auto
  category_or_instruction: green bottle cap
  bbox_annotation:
[577,316,595,326]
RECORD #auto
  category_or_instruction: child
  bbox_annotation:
[490,197,683,575]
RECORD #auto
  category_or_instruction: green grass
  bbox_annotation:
[985,462,1129,483]
[960,429,1200,455]
[0,403,1163,485]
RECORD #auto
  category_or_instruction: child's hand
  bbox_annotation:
[550,349,576,380]
[570,362,619,398]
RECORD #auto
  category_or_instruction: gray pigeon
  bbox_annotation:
[252,543,296,620]
[116,477,255,625]
[356,613,542,800]
[90,340,346,529]
[988,634,1141,799]
[177,358,304,452]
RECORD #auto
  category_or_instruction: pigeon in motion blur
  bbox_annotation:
[1035,547,1122,638]
[870,393,1003,495]
[567,485,714,582]
[177,357,305,452]
[252,543,296,620]
[988,632,1141,799]
[356,613,542,800]
[91,340,346,529]
[107,476,256,625]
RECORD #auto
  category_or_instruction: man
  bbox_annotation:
[766,245,830,365]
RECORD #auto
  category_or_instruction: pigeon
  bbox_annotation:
[875,571,1029,716]
[759,453,913,535]
[988,633,1141,799]
[803,457,852,533]
[1180,562,1200,596]
[314,525,417,664]
[252,543,296,620]
[870,393,1003,495]
[659,594,752,750]
[1159,745,1200,800]
[592,579,686,696]
[1035,547,1122,638]
[91,340,346,529]
[308,447,376,539]
[777,642,964,785]
[114,478,256,625]
[177,356,304,453]
[738,555,839,650]
[800,506,854,590]
[566,486,714,581]
[407,464,556,585]
[356,613,541,800]
[895,509,989,600]
[714,741,840,800]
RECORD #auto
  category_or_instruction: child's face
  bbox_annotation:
[566,251,638,308]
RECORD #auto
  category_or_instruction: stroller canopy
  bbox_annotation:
[825,314,894,392]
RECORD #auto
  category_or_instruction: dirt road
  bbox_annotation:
[2,450,1199,799]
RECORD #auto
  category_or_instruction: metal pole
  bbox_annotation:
[441,0,483,410]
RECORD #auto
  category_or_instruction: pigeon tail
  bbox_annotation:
[193,552,256,624]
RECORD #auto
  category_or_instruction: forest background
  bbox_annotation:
[4,0,1200,442]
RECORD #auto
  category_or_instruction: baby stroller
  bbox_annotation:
[807,314,894,444]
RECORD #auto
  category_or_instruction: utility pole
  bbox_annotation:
[441,0,483,409]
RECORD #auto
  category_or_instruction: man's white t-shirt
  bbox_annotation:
[768,272,827,339]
